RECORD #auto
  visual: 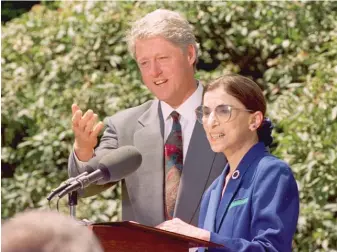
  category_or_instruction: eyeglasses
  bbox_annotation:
[195,104,253,124]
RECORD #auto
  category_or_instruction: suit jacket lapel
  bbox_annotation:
[131,100,165,224]
[174,121,217,223]
[203,167,228,232]
[215,142,267,232]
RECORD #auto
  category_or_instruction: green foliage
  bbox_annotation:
[1,1,60,24]
[1,1,150,222]
[270,36,337,250]
[2,1,337,251]
[1,1,37,24]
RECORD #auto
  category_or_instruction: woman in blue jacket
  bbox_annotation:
[157,74,299,252]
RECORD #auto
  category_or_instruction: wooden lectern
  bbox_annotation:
[89,221,223,252]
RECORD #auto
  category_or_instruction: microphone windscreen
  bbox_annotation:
[99,146,142,182]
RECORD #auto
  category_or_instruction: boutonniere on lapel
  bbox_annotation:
[229,197,248,210]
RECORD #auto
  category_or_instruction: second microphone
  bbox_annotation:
[58,146,143,198]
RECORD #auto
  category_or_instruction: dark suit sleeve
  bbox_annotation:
[209,159,299,252]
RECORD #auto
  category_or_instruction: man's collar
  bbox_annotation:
[160,81,203,121]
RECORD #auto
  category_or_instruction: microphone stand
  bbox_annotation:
[68,191,78,218]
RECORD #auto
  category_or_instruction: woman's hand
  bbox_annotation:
[156,218,210,241]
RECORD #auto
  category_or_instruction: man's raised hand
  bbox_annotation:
[71,104,104,161]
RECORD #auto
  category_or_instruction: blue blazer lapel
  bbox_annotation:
[203,167,228,232]
[215,143,267,232]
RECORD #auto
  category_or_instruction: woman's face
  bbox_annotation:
[202,88,258,154]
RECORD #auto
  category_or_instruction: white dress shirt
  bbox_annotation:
[74,82,203,167]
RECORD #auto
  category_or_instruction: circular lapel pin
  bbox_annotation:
[232,170,240,180]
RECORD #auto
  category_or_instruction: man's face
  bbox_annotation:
[135,36,196,108]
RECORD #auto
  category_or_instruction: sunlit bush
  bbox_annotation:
[2,1,336,250]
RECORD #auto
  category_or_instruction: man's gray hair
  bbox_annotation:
[127,9,199,67]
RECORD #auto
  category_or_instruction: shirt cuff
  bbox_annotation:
[73,147,93,173]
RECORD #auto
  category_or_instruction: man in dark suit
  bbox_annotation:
[68,9,226,227]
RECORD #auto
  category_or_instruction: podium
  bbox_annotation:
[89,221,223,252]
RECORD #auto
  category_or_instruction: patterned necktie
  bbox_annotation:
[164,111,183,219]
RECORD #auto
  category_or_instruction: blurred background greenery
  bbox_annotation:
[1,1,336,251]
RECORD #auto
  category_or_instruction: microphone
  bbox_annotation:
[57,146,142,198]
[46,156,101,201]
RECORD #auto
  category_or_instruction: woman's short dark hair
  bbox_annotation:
[203,74,266,116]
